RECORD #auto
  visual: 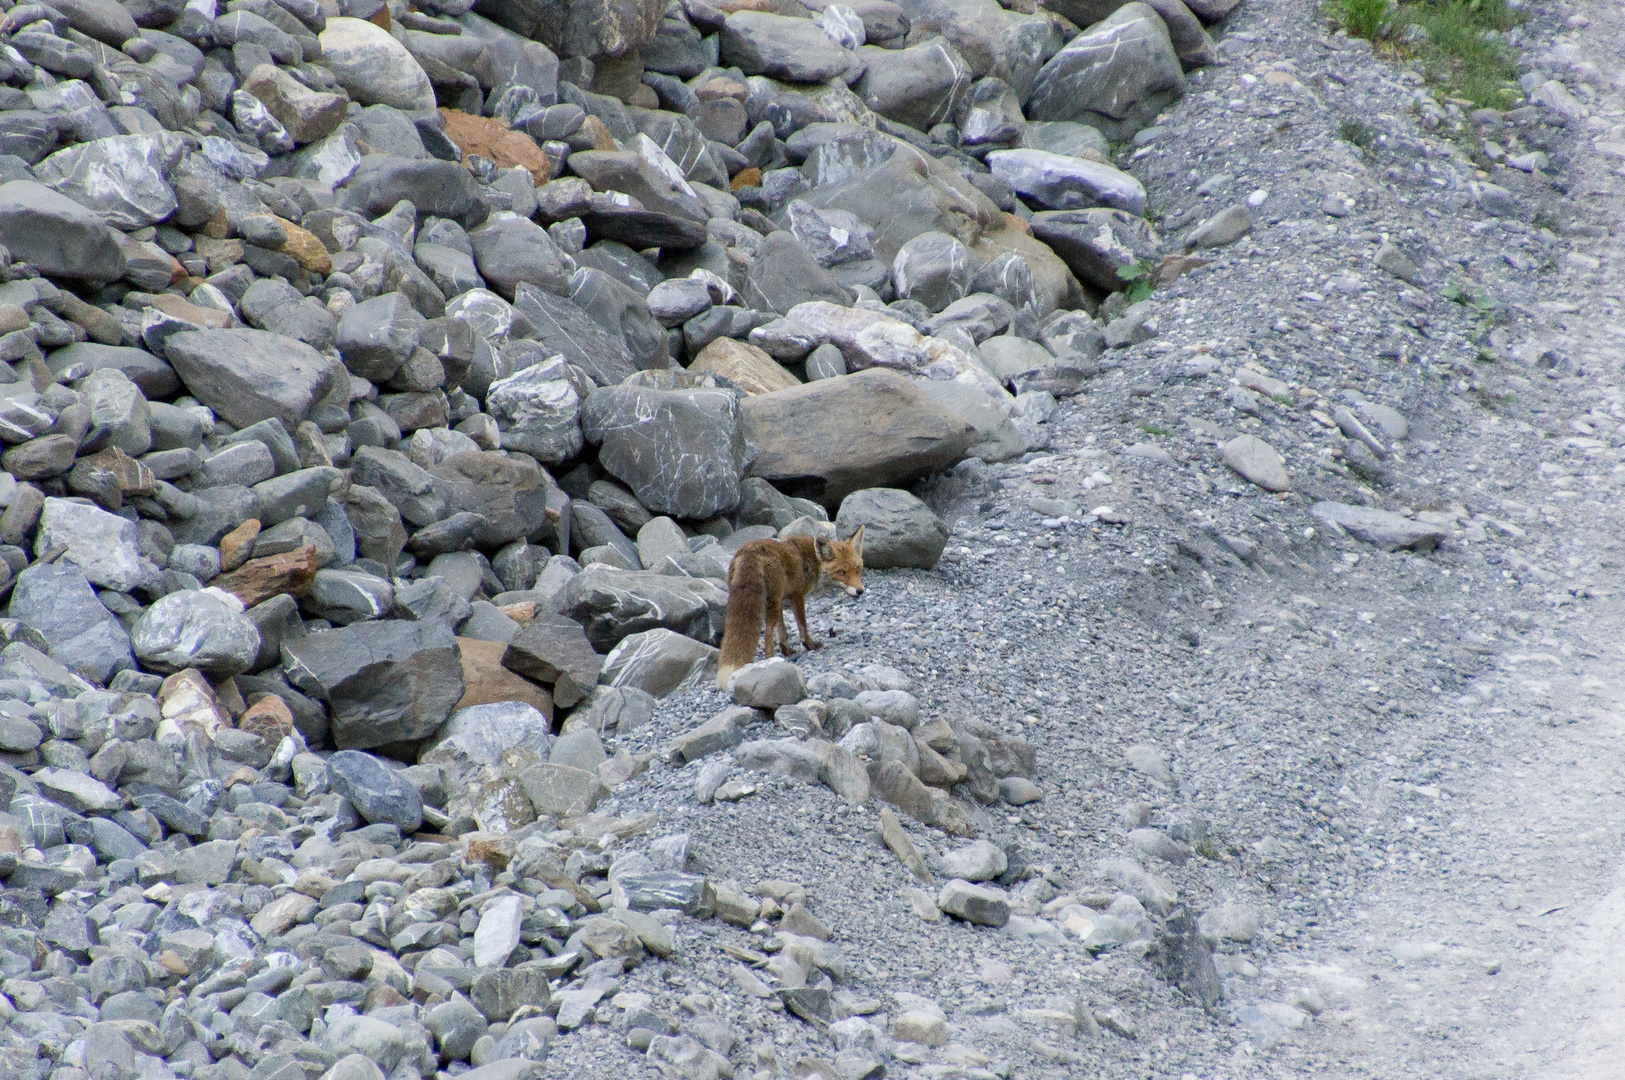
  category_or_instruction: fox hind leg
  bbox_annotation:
[791,593,820,651]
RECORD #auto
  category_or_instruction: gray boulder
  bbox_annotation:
[987,149,1147,215]
[6,562,132,685]
[36,497,161,592]
[853,37,972,131]
[336,292,426,384]
[282,620,466,750]
[164,329,346,431]
[892,232,971,313]
[1025,3,1183,139]
[721,12,859,83]
[558,568,728,651]
[599,628,718,698]
[502,615,603,708]
[132,590,260,677]
[421,700,555,778]
[0,181,126,282]
[468,214,573,300]
[512,283,638,387]
[1030,208,1160,292]
[582,383,748,519]
[326,750,424,833]
[35,133,183,229]
[338,155,486,225]
[836,488,950,569]
[486,365,583,464]
[740,369,976,507]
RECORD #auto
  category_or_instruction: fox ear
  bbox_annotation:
[814,536,833,559]
[850,525,865,555]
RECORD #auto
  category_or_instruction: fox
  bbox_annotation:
[715,527,866,688]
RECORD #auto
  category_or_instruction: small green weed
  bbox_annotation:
[1441,280,1498,313]
[1328,0,1392,40]
[1139,423,1175,437]
[1338,118,1378,151]
[1116,260,1155,303]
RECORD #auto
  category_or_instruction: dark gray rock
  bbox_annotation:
[892,231,971,313]
[0,180,126,282]
[512,283,639,387]
[987,149,1147,215]
[1029,208,1160,292]
[853,37,972,131]
[336,292,426,384]
[502,614,602,707]
[743,231,854,315]
[6,562,131,684]
[327,750,424,833]
[468,214,572,300]
[835,488,949,569]
[559,568,728,651]
[582,382,748,519]
[1025,2,1183,139]
[282,620,465,749]
[164,329,347,431]
[720,12,859,83]
[338,155,487,226]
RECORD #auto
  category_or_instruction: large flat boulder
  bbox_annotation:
[0,181,125,282]
[739,369,976,507]
[164,328,346,431]
[557,568,728,651]
[282,620,465,749]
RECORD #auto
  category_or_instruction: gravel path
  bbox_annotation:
[540,0,1625,1076]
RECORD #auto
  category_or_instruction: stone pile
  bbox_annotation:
[0,0,1243,1076]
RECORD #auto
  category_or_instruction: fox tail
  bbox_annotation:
[716,557,765,689]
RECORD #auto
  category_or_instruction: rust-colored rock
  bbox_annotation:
[731,168,762,191]
[454,637,554,717]
[149,293,232,330]
[438,109,550,181]
[213,545,320,607]
[239,694,294,743]
[219,519,262,572]
[497,601,537,625]
[274,216,333,275]
[691,337,799,395]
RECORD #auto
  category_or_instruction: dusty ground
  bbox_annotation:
[539,0,1625,1075]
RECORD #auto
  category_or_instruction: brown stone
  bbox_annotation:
[219,519,262,572]
[879,806,932,882]
[57,293,124,344]
[213,545,320,607]
[731,168,762,191]
[454,637,555,718]
[690,338,799,395]
[438,109,550,181]
[238,694,294,743]
[496,601,537,625]
[194,237,244,272]
[274,217,333,275]
[243,63,347,146]
[148,293,232,330]
[463,832,515,871]
[579,115,619,152]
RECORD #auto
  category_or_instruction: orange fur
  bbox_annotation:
[715,528,865,688]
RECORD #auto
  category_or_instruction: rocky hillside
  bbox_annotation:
[0,0,1617,1077]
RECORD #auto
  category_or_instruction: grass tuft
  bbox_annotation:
[1326,0,1524,110]
[1339,118,1378,150]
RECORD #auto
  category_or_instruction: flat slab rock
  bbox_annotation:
[1309,502,1451,551]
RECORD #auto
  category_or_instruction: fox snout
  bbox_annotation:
[845,584,864,597]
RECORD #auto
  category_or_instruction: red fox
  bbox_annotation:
[715,528,866,688]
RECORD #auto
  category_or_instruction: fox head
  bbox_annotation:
[815,526,865,597]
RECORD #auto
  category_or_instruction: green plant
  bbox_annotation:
[1441,280,1497,314]
[1139,423,1174,437]
[1339,118,1378,151]
[1392,0,1523,108]
[1116,260,1155,303]
[1329,0,1392,40]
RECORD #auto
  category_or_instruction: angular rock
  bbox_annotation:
[1030,208,1160,292]
[35,133,182,229]
[1026,3,1184,139]
[327,750,425,833]
[36,497,160,592]
[1220,434,1289,493]
[0,180,125,282]
[165,329,345,431]
[721,12,858,83]
[582,382,747,519]
[320,17,437,111]
[559,568,727,651]
[282,621,465,749]
[937,879,1009,927]
[6,561,132,684]
[600,628,718,697]
[740,369,975,506]
[835,488,946,570]
[502,615,602,708]
[690,338,798,396]
[987,149,1147,216]
[1308,502,1451,551]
